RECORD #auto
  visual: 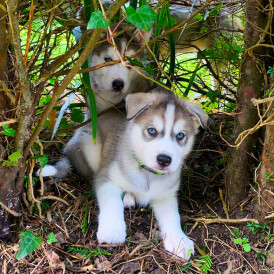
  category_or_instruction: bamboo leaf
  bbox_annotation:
[184,60,202,97]
[51,93,76,140]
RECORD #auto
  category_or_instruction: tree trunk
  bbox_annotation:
[225,0,267,209]
[256,80,274,221]
[0,0,10,121]
[0,0,24,238]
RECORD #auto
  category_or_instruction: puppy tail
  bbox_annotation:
[37,157,71,179]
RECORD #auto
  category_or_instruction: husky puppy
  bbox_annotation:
[41,89,208,260]
[73,25,151,112]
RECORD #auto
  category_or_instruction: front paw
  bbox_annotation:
[122,192,136,208]
[164,232,194,260]
[97,220,126,244]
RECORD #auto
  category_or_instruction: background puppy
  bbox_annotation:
[74,24,152,112]
[89,26,152,112]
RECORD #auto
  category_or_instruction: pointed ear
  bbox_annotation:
[125,93,157,120]
[98,29,108,40]
[134,29,153,45]
[184,101,209,129]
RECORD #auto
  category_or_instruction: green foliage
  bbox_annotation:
[200,26,208,33]
[37,155,48,168]
[2,151,23,167]
[247,222,269,234]
[126,57,153,75]
[16,231,42,260]
[184,60,201,97]
[59,118,73,130]
[234,237,251,252]
[197,254,213,273]
[81,202,89,233]
[233,228,242,238]
[267,66,274,77]
[47,232,58,244]
[206,90,221,102]
[194,13,204,21]
[264,172,274,181]
[3,124,16,137]
[157,7,177,27]
[181,263,191,272]
[71,108,85,123]
[126,5,157,31]
[87,11,109,30]
[257,252,266,261]
[67,246,111,259]
[209,4,223,17]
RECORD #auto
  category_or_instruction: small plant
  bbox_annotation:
[234,237,251,252]
[267,66,274,77]
[2,151,23,167]
[47,232,58,244]
[67,246,110,259]
[264,233,274,243]
[233,228,242,238]
[81,202,89,233]
[247,221,269,235]
[2,124,16,137]
[16,231,42,260]
[257,252,266,262]
[197,254,213,273]
[264,172,274,181]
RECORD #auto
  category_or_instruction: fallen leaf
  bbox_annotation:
[47,250,65,273]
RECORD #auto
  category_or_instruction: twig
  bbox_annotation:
[55,182,77,199]
[27,159,43,218]
[37,195,70,206]
[58,207,69,238]
[219,189,229,219]
[0,202,22,217]
[251,96,274,105]
[0,119,17,126]
[186,217,259,224]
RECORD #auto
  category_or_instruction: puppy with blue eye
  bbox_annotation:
[95,89,208,260]
[41,88,208,260]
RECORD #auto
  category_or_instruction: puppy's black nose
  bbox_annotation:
[112,79,124,91]
[157,154,172,167]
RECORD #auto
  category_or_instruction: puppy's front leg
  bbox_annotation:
[151,196,194,260]
[96,182,126,244]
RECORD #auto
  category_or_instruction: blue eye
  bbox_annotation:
[176,132,185,141]
[148,128,157,137]
[104,57,113,62]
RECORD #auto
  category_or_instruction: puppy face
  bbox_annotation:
[91,41,139,96]
[126,92,208,174]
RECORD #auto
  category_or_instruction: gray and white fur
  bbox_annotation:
[41,88,209,260]
[74,24,152,113]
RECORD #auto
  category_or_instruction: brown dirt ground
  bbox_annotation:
[0,115,273,273]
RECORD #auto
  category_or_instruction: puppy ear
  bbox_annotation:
[184,101,209,129]
[126,93,157,120]
[134,29,152,45]
[98,29,108,40]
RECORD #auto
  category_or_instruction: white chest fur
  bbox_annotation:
[109,161,180,206]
